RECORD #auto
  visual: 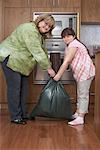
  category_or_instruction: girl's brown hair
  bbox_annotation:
[35,14,55,38]
[61,27,90,55]
[61,27,76,38]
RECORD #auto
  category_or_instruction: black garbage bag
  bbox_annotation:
[30,78,73,120]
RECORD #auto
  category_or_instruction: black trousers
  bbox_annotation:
[1,57,28,121]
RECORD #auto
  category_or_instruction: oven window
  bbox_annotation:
[52,21,62,38]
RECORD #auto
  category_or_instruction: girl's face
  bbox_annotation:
[63,35,74,44]
[38,20,51,33]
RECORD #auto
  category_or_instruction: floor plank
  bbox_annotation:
[0,113,100,150]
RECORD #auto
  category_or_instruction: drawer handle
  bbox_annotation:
[52,44,59,46]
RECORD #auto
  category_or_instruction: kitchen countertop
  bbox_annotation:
[94,48,100,54]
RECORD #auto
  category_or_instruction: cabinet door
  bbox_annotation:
[94,52,100,139]
[64,84,77,104]
[95,0,100,22]
[53,0,81,13]
[0,65,7,104]
[56,0,81,8]
[31,0,53,8]
[0,0,4,41]
[89,78,95,104]
[4,0,30,7]
[82,0,100,23]
[4,8,31,37]
[31,0,81,8]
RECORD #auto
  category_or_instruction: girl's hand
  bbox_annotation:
[53,74,61,81]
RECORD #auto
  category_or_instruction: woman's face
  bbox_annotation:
[38,20,51,33]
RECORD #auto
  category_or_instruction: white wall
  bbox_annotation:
[80,25,100,47]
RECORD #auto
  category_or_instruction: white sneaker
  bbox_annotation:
[72,112,78,119]
[68,116,84,126]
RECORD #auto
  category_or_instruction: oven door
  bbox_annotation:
[33,52,75,84]
[33,64,49,84]
[59,52,75,84]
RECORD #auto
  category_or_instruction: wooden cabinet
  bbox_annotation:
[4,0,31,7]
[0,1,31,109]
[31,0,81,21]
[0,0,4,41]
[64,84,77,104]
[31,0,81,8]
[94,50,100,139]
[81,0,100,23]
[31,0,53,8]
[4,8,31,37]
[4,0,71,9]
[55,0,81,8]
[31,0,81,13]
[89,78,95,104]
[0,65,7,104]
[0,0,6,106]
[0,0,81,110]
[4,0,31,37]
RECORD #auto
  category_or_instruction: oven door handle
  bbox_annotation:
[67,68,71,71]
[52,44,60,47]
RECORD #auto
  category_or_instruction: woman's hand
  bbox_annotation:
[47,68,56,77]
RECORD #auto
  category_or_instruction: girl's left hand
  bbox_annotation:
[53,74,61,81]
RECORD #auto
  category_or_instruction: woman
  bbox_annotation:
[53,28,95,126]
[0,14,56,125]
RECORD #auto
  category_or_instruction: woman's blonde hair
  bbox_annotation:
[35,14,55,38]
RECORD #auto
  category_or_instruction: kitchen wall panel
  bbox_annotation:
[81,0,100,23]
[4,0,31,7]
[0,66,7,104]
[94,51,100,139]
[31,0,53,8]
[0,0,4,41]
[80,25,100,47]
[4,8,31,37]
[52,7,81,13]
[1,0,95,112]
[31,0,81,8]
[0,0,7,108]
[0,1,31,109]
[53,0,81,8]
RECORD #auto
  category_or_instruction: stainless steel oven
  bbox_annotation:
[33,12,79,84]
[33,12,80,39]
[34,51,75,84]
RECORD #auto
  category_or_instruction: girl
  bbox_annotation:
[53,28,95,126]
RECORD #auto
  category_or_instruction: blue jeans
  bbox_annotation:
[1,57,28,121]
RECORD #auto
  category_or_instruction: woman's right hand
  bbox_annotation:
[47,68,56,77]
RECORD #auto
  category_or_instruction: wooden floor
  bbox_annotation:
[0,112,100,150]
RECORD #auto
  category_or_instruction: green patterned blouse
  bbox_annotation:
[0,22,51,76]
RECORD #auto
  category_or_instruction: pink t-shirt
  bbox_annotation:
[68,39,95,82]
